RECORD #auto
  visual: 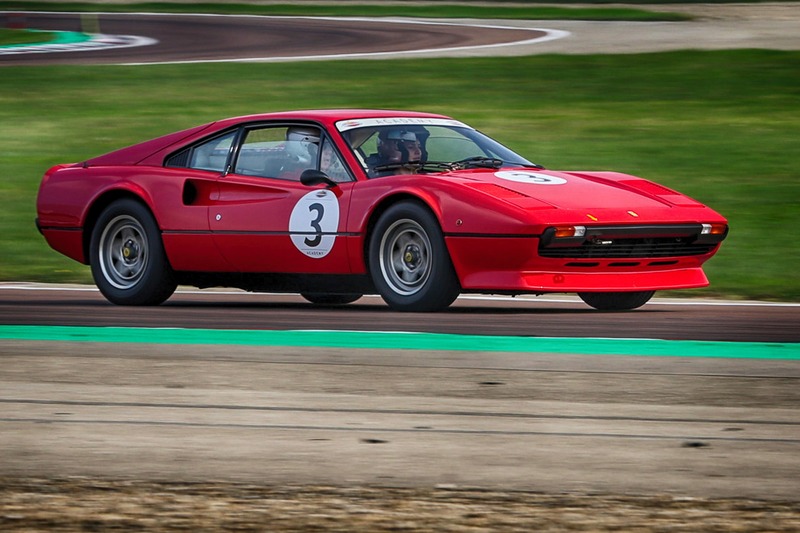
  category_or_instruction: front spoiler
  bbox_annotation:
[460,267,709,293]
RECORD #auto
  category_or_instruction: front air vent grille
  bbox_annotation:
[539,237,716,259]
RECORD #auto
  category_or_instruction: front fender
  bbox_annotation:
[348,175,536,237]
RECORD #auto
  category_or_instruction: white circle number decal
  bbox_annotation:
[495,171,567,185]
[289,190,340,258]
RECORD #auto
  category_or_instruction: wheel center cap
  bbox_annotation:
[122,239,139,262]
[404,245,420,268]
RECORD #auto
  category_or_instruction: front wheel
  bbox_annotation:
[369,202,460,312]
[89,198,177,306]
[578,291,655,311]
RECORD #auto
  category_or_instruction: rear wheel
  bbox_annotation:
[301,293,362,305]
[90,199,177,306]
[369,202,460,312]
[578,291,655,311]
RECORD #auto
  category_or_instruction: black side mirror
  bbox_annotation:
[301,169,338,189]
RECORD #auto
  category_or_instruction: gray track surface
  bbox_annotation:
[2,285,799,342]
[1,286,799,502]
[2,334,800,500]
[0,12,548,65]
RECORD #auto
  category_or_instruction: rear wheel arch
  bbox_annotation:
[83,191,158,266]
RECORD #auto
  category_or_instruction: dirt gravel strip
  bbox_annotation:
[2,478,800,532]
[438,2,800,57]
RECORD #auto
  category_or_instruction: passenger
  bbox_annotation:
[319,140,349,182]
[370,129,422,176]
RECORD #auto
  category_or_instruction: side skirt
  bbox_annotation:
[175,272,375,295]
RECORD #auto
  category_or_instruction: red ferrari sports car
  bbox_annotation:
[36,109,728,311]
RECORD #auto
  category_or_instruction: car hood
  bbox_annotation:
[454,168,705,210]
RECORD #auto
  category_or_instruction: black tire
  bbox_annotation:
[578,291,655,311]
[368,201,460,312]
[89,198,177,306]
[301,293,362,305]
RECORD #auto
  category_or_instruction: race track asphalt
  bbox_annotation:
[0,12,551,65]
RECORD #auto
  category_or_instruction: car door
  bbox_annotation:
[159,129,238,272]
[210,124,354,274]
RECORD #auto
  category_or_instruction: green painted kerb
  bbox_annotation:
[0,30,92,49]
[1,325,798,360]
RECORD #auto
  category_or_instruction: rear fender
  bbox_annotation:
[81,184,156,265]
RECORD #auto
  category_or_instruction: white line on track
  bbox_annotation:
[122,15,570,65]
[0,12,160,56]
[0,11,568,64]
[2,282,797,308]
[0,34,157,55]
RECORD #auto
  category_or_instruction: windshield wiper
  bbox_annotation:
[372,162,421,173]
[451,156,504,169]
[416,161,453,172]
[374,157,539,175]
[416,158,504,173]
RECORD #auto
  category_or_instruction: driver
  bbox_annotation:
[278,126,321,179]
[285,126,320,166]
[370,129,422,176]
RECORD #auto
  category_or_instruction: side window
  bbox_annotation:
[165,130,236,172]
[234,127,285,177]
[190,132,235,171]
[234,125,321,181]
[320,138,351,183]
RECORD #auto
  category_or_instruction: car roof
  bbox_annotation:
[216,109,452,129]
[83,110,453,167]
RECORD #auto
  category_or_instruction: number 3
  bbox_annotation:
[305,203,324,247]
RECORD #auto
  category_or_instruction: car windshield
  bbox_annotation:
[337,118,539,178]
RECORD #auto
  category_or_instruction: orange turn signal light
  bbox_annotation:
[701,223,727,235]
[554,225,586,238]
